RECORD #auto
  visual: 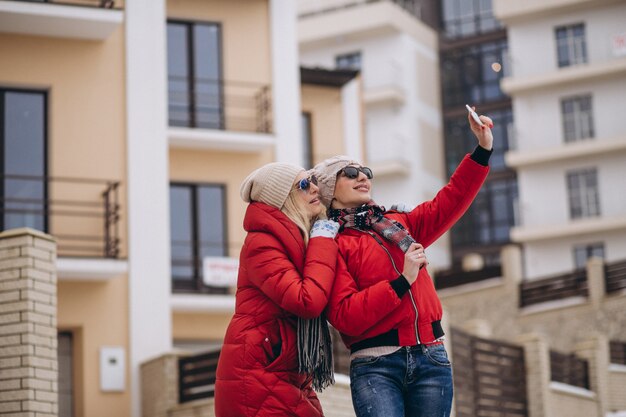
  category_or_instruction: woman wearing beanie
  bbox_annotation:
[214,162,340,417]
[312,109,494,417]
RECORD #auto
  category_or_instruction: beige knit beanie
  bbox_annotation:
[240,162,304,210]
[313,155,360,207]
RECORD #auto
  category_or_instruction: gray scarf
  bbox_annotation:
[297,313,334,392]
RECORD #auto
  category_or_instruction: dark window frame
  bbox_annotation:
[573,242,604,269]
[167,19,225,129]
[561,94,594,142]
[440,0,502,39]
[567,168,600,219]
[301,111,313,169]
[170,182,229,293]
[335,51,362,71]
[555,23,587,68]
[0,87,49,232]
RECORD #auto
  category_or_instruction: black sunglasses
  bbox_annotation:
[340,166,374,180]
[295,175,318,191]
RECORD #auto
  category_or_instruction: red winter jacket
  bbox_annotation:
[214,202,338,417]
[326,154,489,351]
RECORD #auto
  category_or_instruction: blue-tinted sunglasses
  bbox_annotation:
[295,175,318,191]
[340,166,374,179]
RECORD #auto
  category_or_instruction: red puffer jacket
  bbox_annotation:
[215,202,338,417]
[326,155,489,351]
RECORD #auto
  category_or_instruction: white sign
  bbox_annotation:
[203,256,239,287]
[612,32,626,57]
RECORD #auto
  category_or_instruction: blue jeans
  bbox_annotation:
[349,344,453,417]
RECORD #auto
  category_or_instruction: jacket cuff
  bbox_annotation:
[470,145,493,166]
[390,275,411,298]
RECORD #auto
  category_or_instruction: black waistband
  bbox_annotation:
[350,321,445,354]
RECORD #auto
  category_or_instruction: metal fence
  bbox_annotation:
[452,328,528,417]
[0,174,120,258]
[605,259,626,294]
[519,268,588,307]
[15,0,117,8]
[435,265,502,290]
[550,350,590,389]
[178,349,220,404]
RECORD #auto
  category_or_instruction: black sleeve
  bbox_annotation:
[470,145,493,166]
[390,274,411,298]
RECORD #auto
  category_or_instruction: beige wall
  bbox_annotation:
[301,84,347,163]
[58,278,130,417]
[172,312,233,341]
[167,0,271,86]
[0,29,128,259]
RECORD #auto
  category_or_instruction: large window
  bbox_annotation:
[561,94,594,142]
[58,331,74,417]
[1,89,47,232]
[573,242,604,269]
[441,40,508,108]
[567,168,600,219]
[556,23,587,68]
[170,183,227,293]
[167,21,223,129]
[335,52,362,71]
[301,112,313,169]
[441,0,501,39]
[451,177,518,249]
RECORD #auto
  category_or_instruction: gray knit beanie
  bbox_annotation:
[240,162,304,210]
[313,155,360,207]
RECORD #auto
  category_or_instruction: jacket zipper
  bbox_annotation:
[364,230,421,345]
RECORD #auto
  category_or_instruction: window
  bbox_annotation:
[573,243,604,269]
[58,332,74,417]
[567,168,600,219]
[441,40,508,108]
[170,183,228,293]
[444,108,513,175]
[0,89,47,232]
[441,0,502,39]
[167,21,223,129]
[556,23,587,67]
[561,95,594,142]
[335,52,361,71]
[301,112,313,169]
[450,177,518,248]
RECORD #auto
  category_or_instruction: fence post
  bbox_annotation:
[575,333,609,417]
[0,228,58,417]
[140,353,179,417]
[441,309,455,417]
[501,244,523,289]
[515,333,551,417]
[586,257,605,307]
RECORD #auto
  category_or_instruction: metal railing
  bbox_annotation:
[13,0,118,8]
[550,350,590,389]
[519,268,588,308]
[605,259,626,294]
[0,174,120,258]
[610,341,626,366]
[452,328,528,417]
[178,349,220,404]
[435,265,502,290]
[168,77,272,134]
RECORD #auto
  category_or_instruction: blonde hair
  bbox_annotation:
[281,189,326,246]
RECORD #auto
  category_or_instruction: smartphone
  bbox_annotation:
[466,104,484,127]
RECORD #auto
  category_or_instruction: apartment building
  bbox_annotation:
[297,0,452,266]
[496,0,626,279]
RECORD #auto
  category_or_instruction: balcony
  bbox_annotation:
[511,215,626,243]
[363,61,406,108]
[0,0,123,40]
[168,78,274,152]
[366,134,411,177]
[0,174,125,280]
[493,0,612,23]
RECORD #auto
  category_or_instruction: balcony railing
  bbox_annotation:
[0,175,120,258]
[435,265,502,290]
[550,350,590,390]
[519,268,588,308]
[9,0,117,8]
[178,349,220,404]
[168,78,272,134]
[605,259,626,294]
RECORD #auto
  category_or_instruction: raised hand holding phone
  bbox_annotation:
[466,104,494,151]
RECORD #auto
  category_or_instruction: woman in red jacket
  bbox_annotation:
[214,162,340,417]
[312,109,494,417]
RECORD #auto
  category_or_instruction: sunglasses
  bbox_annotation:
[295,175,318,191]
[340,166,374,180]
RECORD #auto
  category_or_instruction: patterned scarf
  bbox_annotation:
[328,202,416,253]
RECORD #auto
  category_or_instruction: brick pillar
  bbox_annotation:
[586,257,605,307]
[575,334,610,417]
[0,228,58,417]
[140,353,179,417]
[515,333,551,417]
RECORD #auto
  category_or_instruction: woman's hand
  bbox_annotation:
[310,219,340,239]
[402,243,428,285]
[468,106,494,151]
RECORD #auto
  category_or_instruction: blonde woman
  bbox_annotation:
[214,162,340,417]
